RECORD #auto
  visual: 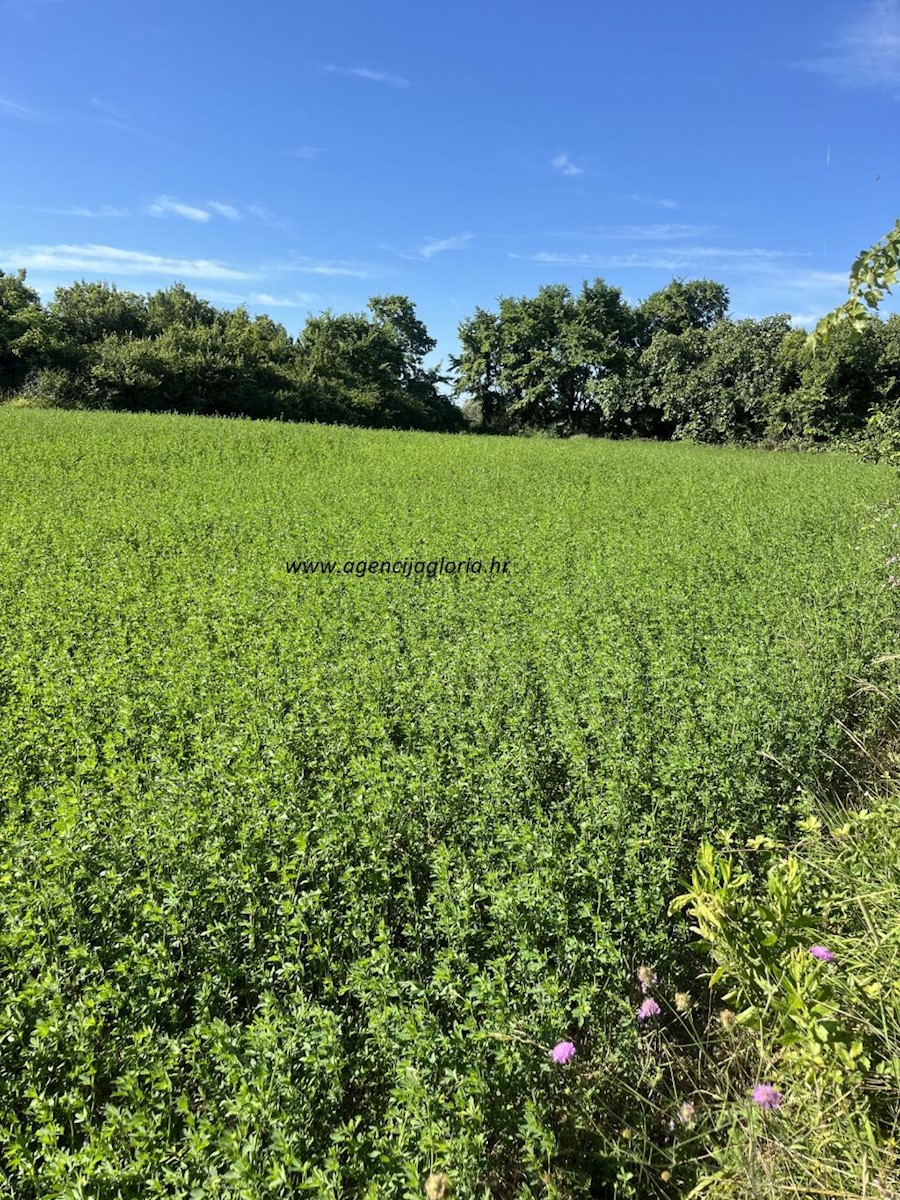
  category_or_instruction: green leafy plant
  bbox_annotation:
[811,217,900,346]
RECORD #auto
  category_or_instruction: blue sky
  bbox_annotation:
[2,0,899,366]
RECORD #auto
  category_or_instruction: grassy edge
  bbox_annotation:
[621,677,900,1200]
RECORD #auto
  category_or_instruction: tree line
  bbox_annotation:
[454,277,900,444]
[0,271,464,432]
[2,267,899,446]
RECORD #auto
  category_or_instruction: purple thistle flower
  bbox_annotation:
[637,997,661,1021]
[551,1041,575,1064]
[752,1083,782,1111]
[810,945,835,962]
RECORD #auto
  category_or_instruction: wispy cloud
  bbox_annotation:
[87,95,168,143]
[1,243,256,280]
[206,201,240,220]
[511,245,805,271]
[271,255,373,278]
[288,146,319,159]
[0,91,163,140]
[736,264,847,290]
[631,193,678,209]
[199,288,319,308]
[0,95,42,119]
[726,266,861,327]
[552,223,711,241]
[29,205,130,218]
[94,115,161,139]
[324,65,410,88]
[804,0,900,90]
[249,292,318,307]
[511,241,856,325]
[146,197,253,223]
[551,152,584,177]
[384,232,475,261]
[246,204,293,231]
[420,233,474,258]
[147,195,212,223]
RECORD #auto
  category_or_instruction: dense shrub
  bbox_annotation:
[0,275,464,433]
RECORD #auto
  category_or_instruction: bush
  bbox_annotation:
[15,367,97,410]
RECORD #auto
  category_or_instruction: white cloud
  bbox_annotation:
[788,311,827,328]
[0,96,42,118]
[677,247,802,261]
[1,243,256,280]
[207,201,240,220]
[725,266,860,325]
[805,0,900,90]
[419,233,474,258]
[382,232,475,261]
[551,152,585,177]
[554,223,710,241]
[30,205,130,218]
[746,266,848,290]
[145,196,254,223]
[147,196,211,223]
[195,288,319,309]
[193,288,247,305]
[631,193,678,209]
[272,255,373,277]
[249,292,318,307]
[511,246,803,270]
[289,146,318,159]
[324,65,410,88]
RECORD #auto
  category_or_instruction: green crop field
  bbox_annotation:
[0,407,898,1198]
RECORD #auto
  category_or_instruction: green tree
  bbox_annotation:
[0,268,45,393]
[631,326,710,439]
[145,283,219,336]
[497,285,578,431]
[451,307,505,431]
[791,320,882,438]
[39,280,148,377]
[692,316,795,442]
[295,299,462,431]
[568,278,641,434]
[368,294,436,377]
[638,278,729,340]
[452,280,639,436]
[812,218,900,345]
[875,314,900,410]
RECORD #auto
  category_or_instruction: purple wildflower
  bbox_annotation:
[551,1041,575,1064]
[810,945,835,962]
[637,997,661,1021]
[752,1084,782,1111]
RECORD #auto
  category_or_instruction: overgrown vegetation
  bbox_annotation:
[0,270,464,432]
[0,408,897,1196]
[627,711,900,1199]
[4,265,900,448]
[453,279,900,445]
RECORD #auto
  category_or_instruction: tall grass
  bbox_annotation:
[636,687,900,1199]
